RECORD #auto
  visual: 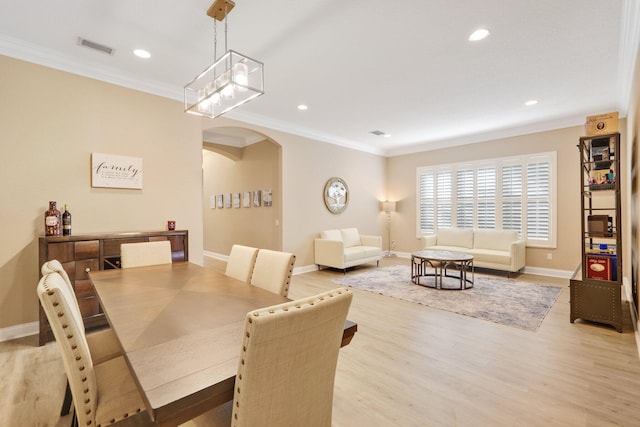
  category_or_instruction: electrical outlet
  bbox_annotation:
[547,253,552,260]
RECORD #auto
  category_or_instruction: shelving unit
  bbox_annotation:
[570,132,622,332]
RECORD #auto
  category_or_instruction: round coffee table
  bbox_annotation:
[411,250,474,290]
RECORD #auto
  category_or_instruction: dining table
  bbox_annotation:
[89,262,357,427]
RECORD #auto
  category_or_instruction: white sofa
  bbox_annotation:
[314,228,382,272]
[422,228,526,274]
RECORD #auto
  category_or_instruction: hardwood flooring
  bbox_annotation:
[4,258,640,426]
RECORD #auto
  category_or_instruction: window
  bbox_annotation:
[416,152,556,248]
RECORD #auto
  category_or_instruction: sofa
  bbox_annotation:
[422,228,526,274]
[314,228,382,272]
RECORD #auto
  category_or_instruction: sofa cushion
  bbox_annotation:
[341,228,361,248]
[474,229,518,251]
[320,229,342,241]
[437,228,473,249]
[473,249,512,265]
[361,246,382,257]
[343,246,366,262]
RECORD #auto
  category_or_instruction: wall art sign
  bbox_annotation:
[91,153,143,189]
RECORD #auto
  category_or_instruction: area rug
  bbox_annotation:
[332,265,563,331]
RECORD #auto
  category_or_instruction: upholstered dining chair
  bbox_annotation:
[41,259,123,416]
[224,245,259,283]
[250,249,296,297]
[37,272,151,427]
[191,287,353,427]
[120,240,172,269]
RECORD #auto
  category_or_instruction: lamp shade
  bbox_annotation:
[381,201,396,213]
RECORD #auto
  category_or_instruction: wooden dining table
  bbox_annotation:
[89,262,357,427]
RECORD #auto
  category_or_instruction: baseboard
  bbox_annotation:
[0,321,38,343]
[203,250,228,262]
[522,266,574,279]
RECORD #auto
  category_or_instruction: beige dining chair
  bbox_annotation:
[41,259,123,416]
[120,240,172,268]
[224,244,259,283]
[191,287,353,427]
[37,272,151,427]
[250,249,296,297]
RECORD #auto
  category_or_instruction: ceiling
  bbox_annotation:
[1,0,637,156]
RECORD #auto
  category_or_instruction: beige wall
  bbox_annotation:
[385,125,628,273]
[0,55,204,330]
[202,140,281,253]
[202,118,387,267]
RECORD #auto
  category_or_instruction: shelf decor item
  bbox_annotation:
[44,201,61,236]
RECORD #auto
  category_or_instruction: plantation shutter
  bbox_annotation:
[526,161,550,239]
[502,164,522,235]
[418,172,435,234]
[477,167,496,229]
[436,171,453,228]
[456,169,474,228]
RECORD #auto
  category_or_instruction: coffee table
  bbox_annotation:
[411,250,474,290]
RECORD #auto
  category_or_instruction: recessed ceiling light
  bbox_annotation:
[297,104,308,110]
[133,49,151,59]
[468,29,490,41]
[524,100,538,106]
[383,134,391,138]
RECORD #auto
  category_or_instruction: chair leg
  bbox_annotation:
[60,379,73,416]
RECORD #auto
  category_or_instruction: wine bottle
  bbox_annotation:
[44,201,61,236]
[62,204,72,236]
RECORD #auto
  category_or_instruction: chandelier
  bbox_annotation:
[184,0,264,118]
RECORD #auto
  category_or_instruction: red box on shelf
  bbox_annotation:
[586,254,616,281]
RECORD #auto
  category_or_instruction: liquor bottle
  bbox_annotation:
[44,201,61,236]
[62,204,72,236]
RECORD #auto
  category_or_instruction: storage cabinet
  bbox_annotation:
[570,132,622,332]
[38,230,188,345]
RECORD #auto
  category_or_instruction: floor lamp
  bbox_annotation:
[381,201,397,258]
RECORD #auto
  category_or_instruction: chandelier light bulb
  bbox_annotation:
[233,62,249,91]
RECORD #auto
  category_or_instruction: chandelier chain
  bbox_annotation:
[213,18,218,60]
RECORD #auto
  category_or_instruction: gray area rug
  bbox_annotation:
[333,265,563,331]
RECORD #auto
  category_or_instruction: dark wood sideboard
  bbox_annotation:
[38,230,189,345]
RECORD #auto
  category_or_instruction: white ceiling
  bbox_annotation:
[1,0,637,156]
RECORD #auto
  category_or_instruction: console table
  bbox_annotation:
[37,229,188,345]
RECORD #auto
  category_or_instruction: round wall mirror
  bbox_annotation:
[323,177,349,214]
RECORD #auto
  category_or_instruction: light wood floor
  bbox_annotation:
[4,258,640,426]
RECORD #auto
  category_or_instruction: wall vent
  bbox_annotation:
[77,37,115,55]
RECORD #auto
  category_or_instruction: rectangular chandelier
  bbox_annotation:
[184,0,264,119]
[185,50,264,118]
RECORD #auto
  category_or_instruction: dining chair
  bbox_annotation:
[224,244,259,283]
[37,272,151,427]
[41,259,123,416]
[250,249,295,297]
[191,287,353,427]
[120,240,172,268]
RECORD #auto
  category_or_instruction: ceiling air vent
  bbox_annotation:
[77,37,115,55]
[369,130,386,136]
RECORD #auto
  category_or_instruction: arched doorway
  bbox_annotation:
[201,126,283,258]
